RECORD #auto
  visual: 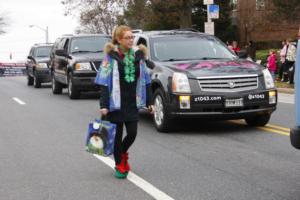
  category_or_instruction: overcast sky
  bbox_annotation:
[0,0,78,62]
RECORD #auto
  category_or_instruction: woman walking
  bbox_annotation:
[95,25,154,179]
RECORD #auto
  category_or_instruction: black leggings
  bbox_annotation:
[113,121,138,165]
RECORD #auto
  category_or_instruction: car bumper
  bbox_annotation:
[35,68,51,83]
[167,89,277,119]
[72,71,100,91]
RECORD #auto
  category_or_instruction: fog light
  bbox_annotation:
[269,91,276,104]
[179,96,190,109]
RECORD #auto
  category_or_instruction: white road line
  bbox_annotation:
[12,97,26,105]
[93,155,175,200]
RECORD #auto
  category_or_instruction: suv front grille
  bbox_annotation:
[91,61,101,72]
[197,75,258,92]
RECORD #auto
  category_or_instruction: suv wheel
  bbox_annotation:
[244,113,271,126]
[68,73,80,99]
[153,89,172,132]
[52,75,63,94]
[27,74,34,86]
[34,72,41,88]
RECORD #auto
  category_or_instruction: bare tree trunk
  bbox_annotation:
[179,0,192,28]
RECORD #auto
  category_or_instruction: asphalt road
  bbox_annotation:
[0,76,299,200]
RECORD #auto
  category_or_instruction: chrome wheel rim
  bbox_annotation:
[154,95,164,126]
[52,77,55,91]
[68,78,72,96]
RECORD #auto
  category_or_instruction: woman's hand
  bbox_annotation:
[100,108,109,116]
[148,105,155,114]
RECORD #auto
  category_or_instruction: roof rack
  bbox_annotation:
[132,29,143,34]
[34,43,53,46]
[172,28,200,32]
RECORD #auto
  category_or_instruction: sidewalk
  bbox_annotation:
[277,87,295,94]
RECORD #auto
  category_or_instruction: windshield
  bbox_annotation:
[151,36,236,62]
[34,46,52,57]
[70,36,111,53]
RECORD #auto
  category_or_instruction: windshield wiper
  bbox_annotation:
[199,57,227,60]
[71,50,94,54]
[162,58,196,62]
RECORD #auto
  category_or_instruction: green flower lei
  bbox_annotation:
[123,48,135,83]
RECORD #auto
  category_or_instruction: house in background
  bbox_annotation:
[231,0,299,48]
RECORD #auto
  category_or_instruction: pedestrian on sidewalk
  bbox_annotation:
[232,41,241,55]
[267,49,277,81]
[246,40,256,61]
[95,25,154,179]
[278,40,288,81]
[285,38,297,84]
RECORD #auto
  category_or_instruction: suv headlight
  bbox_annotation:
[172,72,191,93]
[75,62,92,70]
[262,69,275,89]
[36,63,48,68]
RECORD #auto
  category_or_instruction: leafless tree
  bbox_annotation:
[62,0,127,34]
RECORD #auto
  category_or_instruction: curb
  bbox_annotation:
[277,87,295,94]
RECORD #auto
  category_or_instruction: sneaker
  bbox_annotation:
[115,167,128,179]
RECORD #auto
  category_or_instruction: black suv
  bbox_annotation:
[50,34,111,99]
[134,30,277,132]
[26,43,52,88]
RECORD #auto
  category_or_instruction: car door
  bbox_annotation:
[27,48,35,77]
[54,38,69,84]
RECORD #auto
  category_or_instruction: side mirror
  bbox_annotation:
[55,49,72,59]
[145,59,155,69]
[27,56,34,60]
[237,50,248,59]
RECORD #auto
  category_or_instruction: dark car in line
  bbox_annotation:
[26,43,53,88]
[134,30,277,132]
[50,34,111,99]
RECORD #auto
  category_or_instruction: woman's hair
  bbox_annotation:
[112,25,132,45]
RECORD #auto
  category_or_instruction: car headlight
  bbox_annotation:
[36,63,48,68]
[172,72,191,93]
[262,69,275,89]
[75,62,92,70]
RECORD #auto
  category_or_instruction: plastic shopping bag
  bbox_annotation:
[85,119,116,156]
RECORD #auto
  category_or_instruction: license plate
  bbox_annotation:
[225,98,243,107]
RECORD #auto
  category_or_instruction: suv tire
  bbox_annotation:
[27,74,34,86]
[68,73,80,99]
[153,89,173,132]
[34,72,41,88]
[244,113,271,126]
[52,75,63,94]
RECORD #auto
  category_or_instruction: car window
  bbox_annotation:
[70,36,111,53]
[34,46,52,57]
[151,36,236,61]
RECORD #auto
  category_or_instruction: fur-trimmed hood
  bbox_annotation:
[104,42,148,58]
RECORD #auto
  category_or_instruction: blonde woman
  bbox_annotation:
[95,25,154,179]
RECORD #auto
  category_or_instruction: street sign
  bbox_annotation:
[204,0,214,5]
[205,22,214,35]
[208,4,219,19]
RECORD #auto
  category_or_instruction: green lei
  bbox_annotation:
[122,47,135,83]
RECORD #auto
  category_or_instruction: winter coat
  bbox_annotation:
[267,53,277,72]
[95,43,152,122]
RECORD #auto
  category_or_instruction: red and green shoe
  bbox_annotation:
[115,163,128,179]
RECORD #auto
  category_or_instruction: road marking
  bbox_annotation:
[257,127,290,136]
[93,154,175,200]
[230,120,290,136]
[12,97,26,105]
[265,124,290,132]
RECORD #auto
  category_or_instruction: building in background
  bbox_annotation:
[231,0,300,48]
